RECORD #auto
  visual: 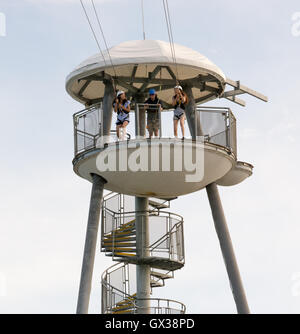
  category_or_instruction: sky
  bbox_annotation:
[0,0,300,314]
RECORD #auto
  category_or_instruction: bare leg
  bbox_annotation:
[174,119,179,138]
[122,122,129,140]
[116,125,121,139]
[148,127,154,139]
[180,116,185,138]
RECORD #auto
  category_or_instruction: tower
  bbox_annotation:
[66,40,268,314]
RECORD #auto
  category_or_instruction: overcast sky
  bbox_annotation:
[0,0,300,314]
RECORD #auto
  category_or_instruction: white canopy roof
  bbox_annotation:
[66,40,227,105]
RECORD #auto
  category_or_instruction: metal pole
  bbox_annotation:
[102,79,115,138]
[159,105,162,138]
[134,93,147,138]
[206,182,250,314]
[134,93,150,313]
[135,197,151,314]
[135,104,140,139]
[76,173,107,314]
[183,85,204,139]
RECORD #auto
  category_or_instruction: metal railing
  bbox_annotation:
[101,192,171,236]
[148,219,185,264]
[101,192,185,315]
[134,298,186,314]
[73,103,103,156]
[101,210,184,264]
[101,262,134,314]
[101,192,184,265]
[196,106,237,156]
[73,103,130,156]
[136,103,162,138]
[101,263,180,314]
[73,103,237,158]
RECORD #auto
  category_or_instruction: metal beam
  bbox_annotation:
[114,78,139,94]
[184,85,204,138]
[195,93,217,105]
[76,174,106,314]
[102,80,115,137]
[163,66,177,80]
[139,66,163,92]
[78,80,91,97]
[225,96,246,107]
[80,73,220,88]
[222,89,245,98]
[226,78,268,102]
[143,84,175,92]
[206,183,250,314]
[130,64,138,85]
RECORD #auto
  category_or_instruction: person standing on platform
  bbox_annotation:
[144,88,162,138]
[114,91,131,140]
[172,85,188,139]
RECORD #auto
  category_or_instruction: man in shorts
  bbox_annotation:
[144,89,162,138]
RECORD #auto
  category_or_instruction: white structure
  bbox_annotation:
[66,40,267,314]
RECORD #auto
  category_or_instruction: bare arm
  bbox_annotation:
[121,103,131,113]
[114,102,118,113]
[172,96,177,107]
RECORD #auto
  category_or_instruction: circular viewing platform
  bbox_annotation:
[74,137,235,198]
[72,103,250,197]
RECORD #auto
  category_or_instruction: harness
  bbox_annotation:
[116,99,130,123]
[174,95,186,110]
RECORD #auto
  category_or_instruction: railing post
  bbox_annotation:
[112,215,115,260]
[182,220,185,262]
[135,103,140,138]
[225,109,231,151]
[83,114,86,150]
[159,105,162,138]
[73,115,78,156]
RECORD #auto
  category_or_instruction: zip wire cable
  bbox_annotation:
[163,0,175,64]
[79,0,107,67]
[141,0,146,40]
[162,0,179,82]
[90,0,118,78]
[165,0,179,81]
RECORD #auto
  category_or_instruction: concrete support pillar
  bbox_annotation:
[102,79,115,137]
[135,196,151,314]
[76,174,107,314]
[134,94,150,313]
[206,182,250,314]
[184,85,204,138]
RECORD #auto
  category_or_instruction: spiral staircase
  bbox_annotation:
[101,193,186,314]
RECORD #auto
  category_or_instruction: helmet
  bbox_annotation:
[117,90,125,97]
[174,85,183,91]
[149,88,156,95]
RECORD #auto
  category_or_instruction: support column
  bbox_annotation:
[184,85,204,138]
[134,93,150,313]
[76,174,107,314]
[206,182,250,314]
[102,79,115,137]
[135,197,151,314]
